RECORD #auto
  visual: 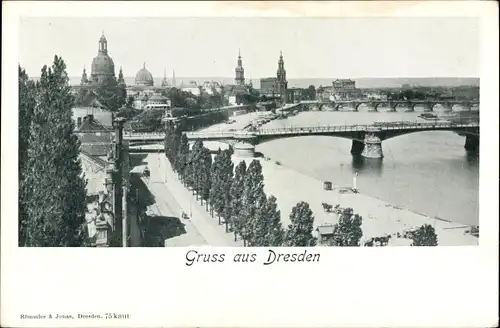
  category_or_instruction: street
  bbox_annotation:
[141,152,243,246]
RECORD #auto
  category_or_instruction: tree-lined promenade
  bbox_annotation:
[164,122,439,247]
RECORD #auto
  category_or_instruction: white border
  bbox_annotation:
[2,2,498,327]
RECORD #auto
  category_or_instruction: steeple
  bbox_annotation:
[117,66,125,85]
[98,31,108,54]
[161,68,169,87]
[235,49,245,86]
[172,69,176,87]
[277,50,286,80]
[81,65,88,85]
[276,51,288,104]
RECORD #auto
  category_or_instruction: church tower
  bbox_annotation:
[235,49,245,86]
[81,66,89,85]
[276,51,288,103]
[161,68,169,87]
[117,66,125,86]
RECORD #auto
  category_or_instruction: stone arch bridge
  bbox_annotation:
[300,100,479,112]
[181,121,479,159]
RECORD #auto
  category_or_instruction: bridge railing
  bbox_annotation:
[256,124,371,135]
[256,121,478,135]
[123,121,479,140]
[184,131,238,138]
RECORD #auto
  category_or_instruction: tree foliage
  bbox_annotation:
[241,160,266,245]
[96,76,122,112]
[209,149,223,217]
[19,66,37,246]
[331,208,363,246]
[284,201,317,247]
[199,147,212,207]
[303,85,316,100]
[21,56,88,246]
[219,150,234,229]
[176,133,190,181]
[229,160,247,240]
[264,195,284,246]
[410,224,438,246]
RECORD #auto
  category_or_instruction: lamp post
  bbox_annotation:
[122,183,129,247]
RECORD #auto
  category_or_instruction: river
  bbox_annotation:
[256,106,479,226]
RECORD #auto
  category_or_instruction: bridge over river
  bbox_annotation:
[124,120,479,159]
[295,99,479,112]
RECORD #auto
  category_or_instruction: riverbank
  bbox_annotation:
[196,111,479,246]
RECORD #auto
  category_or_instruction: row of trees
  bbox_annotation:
[164,124,317,246]
[19,57,89,246]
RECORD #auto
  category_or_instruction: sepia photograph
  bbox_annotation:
[17,16,481,248]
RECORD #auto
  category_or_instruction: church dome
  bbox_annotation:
[90,33,115,84]
[135,64,154,86]
[91,54,115,77]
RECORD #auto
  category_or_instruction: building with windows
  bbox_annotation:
[75,115,134,247]
[331,79,362,100]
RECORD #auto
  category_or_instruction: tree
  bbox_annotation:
[264,195,284,246]
[219,149,234,230]
[96,76,121,111]
[199,147,212,209]
[19,66,37,246]
[190,140,204,195]
[283,201,317,247]
[249,192,269,246]
[331,207,363,246]
[229,160,247,240]
[410,224,438,246]
[209,149,222,217]
[22,55,88,247]
[74,87,95,107]
[304,85,316,100]
[241,160,266,245]
[176,133,190,182]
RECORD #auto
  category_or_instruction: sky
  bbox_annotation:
[19,17,479,80]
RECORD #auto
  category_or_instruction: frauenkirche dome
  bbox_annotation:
[90,33,115,84]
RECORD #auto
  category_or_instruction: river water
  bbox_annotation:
[256,106,479,226]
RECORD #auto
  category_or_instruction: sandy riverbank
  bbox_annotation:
[195,112,478,246]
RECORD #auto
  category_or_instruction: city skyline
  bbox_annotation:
[19,17,479,80]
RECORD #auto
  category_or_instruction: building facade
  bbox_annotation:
[76,116,133,247]
[331,79,361,100]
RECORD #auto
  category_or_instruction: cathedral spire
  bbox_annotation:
[161,67,169,87]
[81,65,88,85]
[235,49,244,86]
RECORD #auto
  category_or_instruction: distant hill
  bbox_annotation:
[62,76,479,89]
